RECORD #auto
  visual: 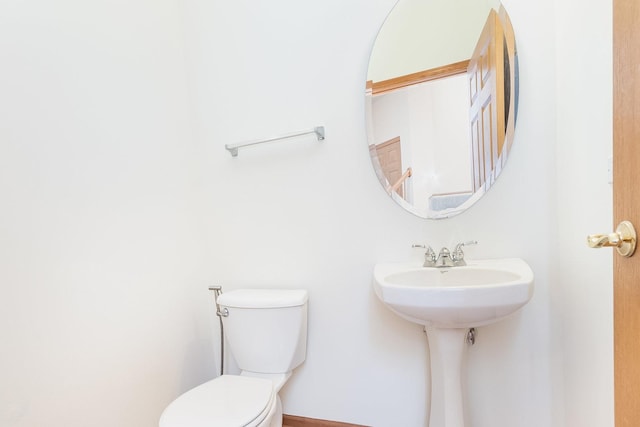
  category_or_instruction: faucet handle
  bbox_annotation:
[454,240,478,250]
[452,240,478,264]
[412,244,437,265]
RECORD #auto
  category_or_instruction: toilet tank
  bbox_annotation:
[217,289,308,374]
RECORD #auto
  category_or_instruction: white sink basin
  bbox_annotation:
[373,258,534,328]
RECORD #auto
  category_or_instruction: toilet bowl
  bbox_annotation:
[159,375,279,427]
[159,289,308,427]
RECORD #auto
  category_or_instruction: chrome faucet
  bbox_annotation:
[413,241,478,268]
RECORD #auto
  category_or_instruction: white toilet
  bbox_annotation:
[159,289,308,427]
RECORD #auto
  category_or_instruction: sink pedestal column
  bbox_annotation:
[424,326,468,427]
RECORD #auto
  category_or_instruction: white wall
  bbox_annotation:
[183,0,560,426]
[554,0,614,425]
[0,1,215,426]
[0,0,613,426]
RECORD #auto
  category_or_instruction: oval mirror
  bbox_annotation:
[365,0,518,219]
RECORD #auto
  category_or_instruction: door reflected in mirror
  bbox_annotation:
[365,0,518,219]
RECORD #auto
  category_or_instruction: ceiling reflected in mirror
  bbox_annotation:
[365,0,518,219]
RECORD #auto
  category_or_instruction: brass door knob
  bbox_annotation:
[587,220,637,257]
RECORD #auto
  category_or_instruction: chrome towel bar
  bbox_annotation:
[225,126,325,157]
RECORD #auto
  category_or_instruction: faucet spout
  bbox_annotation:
[436,247,455,267]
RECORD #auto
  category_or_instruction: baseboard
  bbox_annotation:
[282,414,369,427]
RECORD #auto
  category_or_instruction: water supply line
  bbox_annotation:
[208,285,228,376]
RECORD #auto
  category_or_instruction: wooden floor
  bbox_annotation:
[282,414,368,427]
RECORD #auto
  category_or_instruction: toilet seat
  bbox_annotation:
[159,375,276,427]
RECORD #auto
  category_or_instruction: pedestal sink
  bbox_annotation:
[373,258,534,427]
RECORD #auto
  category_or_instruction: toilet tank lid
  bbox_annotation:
[218,289,308,308]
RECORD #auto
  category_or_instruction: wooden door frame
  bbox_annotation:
[613,0,640,425]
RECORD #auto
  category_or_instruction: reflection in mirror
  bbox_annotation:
[365,0,518,219]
